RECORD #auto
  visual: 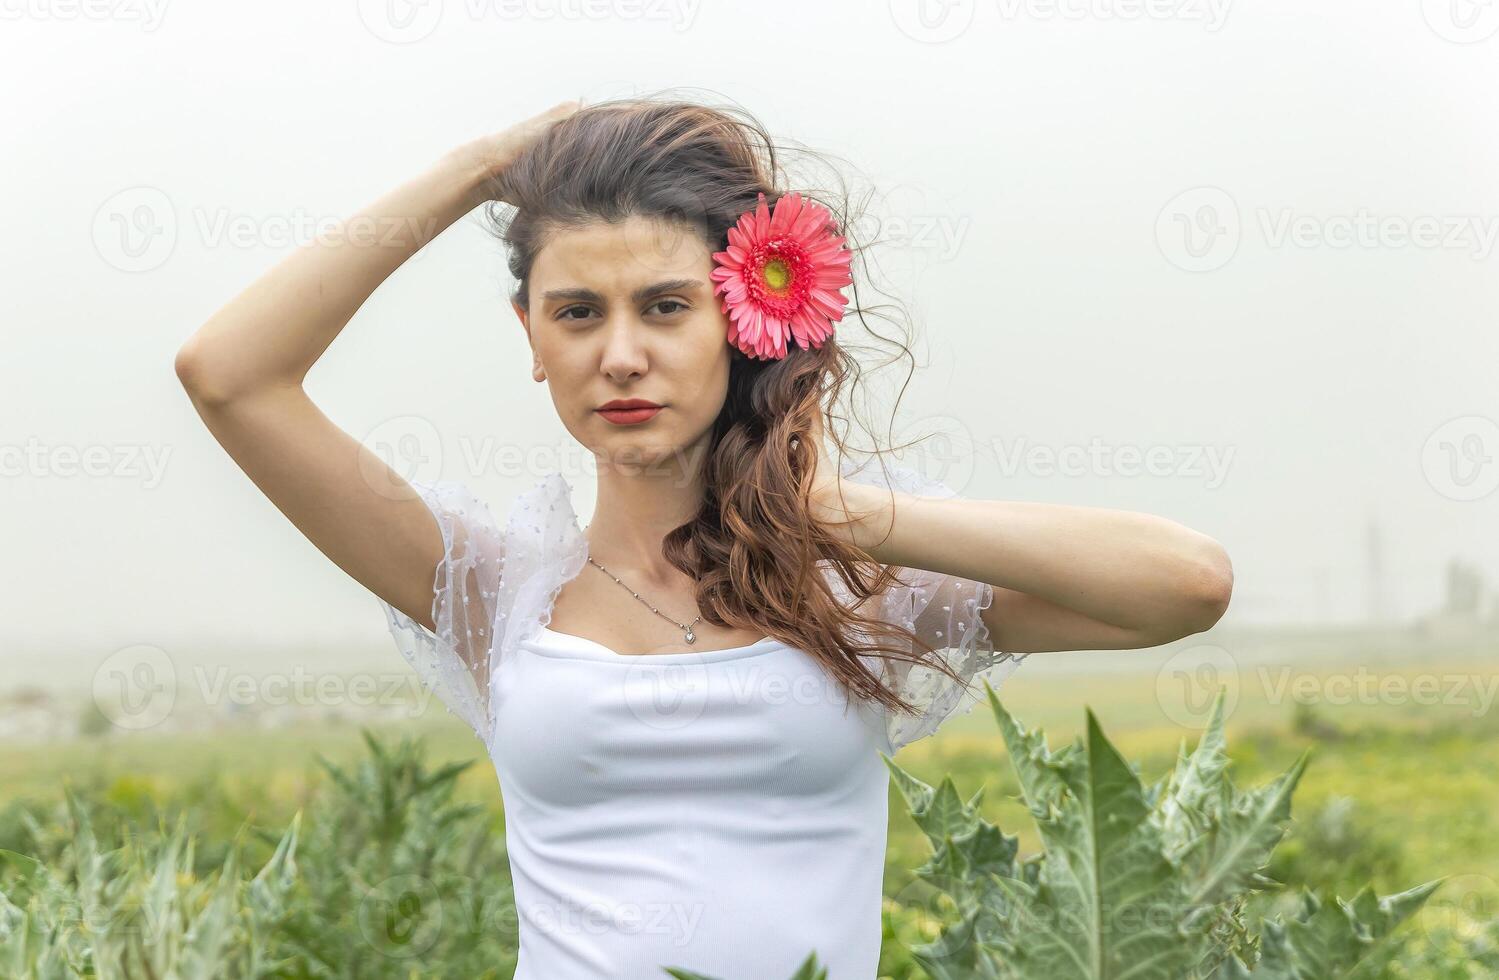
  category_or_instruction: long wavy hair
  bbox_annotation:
[478,89,972,722]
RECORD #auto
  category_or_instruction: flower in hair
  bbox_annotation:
[710,191,853,360]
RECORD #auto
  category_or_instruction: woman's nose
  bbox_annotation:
[599,317,649,381]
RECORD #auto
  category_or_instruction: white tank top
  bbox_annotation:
[494,625,891,977]
[377,461,1027,978]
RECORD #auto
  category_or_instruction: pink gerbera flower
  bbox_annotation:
[710,191,853,361]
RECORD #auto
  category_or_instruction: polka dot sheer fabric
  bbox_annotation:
[378,463,1027,753]
[378,473,588,748]
[378,480,507,745]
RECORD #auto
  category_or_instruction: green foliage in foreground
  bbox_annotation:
[0,731,518,979]
[0,691,1476,979]
[878,684,1442,980]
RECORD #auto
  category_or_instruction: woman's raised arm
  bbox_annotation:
[173,100,579,634]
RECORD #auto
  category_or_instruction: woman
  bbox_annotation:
[175,95,1232,978]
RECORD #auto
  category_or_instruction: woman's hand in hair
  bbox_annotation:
[444,99,582,209]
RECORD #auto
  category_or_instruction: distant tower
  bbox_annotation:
[1444,559,1482,618]
[1366,517,1386,624]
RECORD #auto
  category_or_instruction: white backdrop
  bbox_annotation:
[3,0,1496,664]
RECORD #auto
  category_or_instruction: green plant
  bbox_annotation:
[1267,794,1407,896]
[0,791,300,978]
[0,730,517,979]
[880,685,1442,979]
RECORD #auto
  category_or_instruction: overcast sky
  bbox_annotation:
[3,0,1496,663]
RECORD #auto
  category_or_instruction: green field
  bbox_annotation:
[2,637,1496,977]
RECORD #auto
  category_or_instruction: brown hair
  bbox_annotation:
[479,89,971,722]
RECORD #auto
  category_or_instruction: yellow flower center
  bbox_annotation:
[762,258,791,292]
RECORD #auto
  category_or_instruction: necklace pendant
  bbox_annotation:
[684,629,696,644]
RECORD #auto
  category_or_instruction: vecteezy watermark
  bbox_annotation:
[523,898,706,946]
[1157,186,1499,272]
[844,184,973,263]
[993,436,1235,488]
[1155,643,1240,729]
[994,0,1232,29]
[1258,666,1499,718]
[887,0,976,42]
[357,873,445,958]
[369,422,1231,495]
[191,665,431,711]
[1421,415,1499,502]
[1413,872,1498,944]
[93,186,176,273]
[358,429,722,495]
[356,0,703,43]
[888,0,1231,43]
[356,0,444,43]
[0,0,170,30]
[1155,186,1241,273]
[621,659,859,731]
[1422,0,1499,43]
[190,208,440,253]
[93,644,177,731]
[469,0,704,31]
[92,186,444,273]
[91,646,438,734]
[1258,208,1499,259]
[360,414,446,501]
[0,438,171,488]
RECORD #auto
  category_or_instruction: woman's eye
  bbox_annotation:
[556,301,687,322]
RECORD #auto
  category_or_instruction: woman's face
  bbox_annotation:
[514,215,733,476]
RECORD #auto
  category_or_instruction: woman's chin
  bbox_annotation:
[588,436,685,475]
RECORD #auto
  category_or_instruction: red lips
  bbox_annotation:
[598,399,662,411]
[596,399,663,425]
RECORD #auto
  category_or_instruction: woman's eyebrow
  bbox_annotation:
[541,278,707,305]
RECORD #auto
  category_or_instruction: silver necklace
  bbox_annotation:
[586,555,703,644]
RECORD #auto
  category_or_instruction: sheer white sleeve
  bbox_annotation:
[377,480,506,745]
[835,459,1030,754]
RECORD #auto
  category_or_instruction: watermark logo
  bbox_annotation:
[1156,186,1240,273]
[93,186,177,273]
[357,0,443,43]
[1422,0,1499,43]
[361,414,445,500]
[0,438,172,487]
[993,436,1235,488]
[357,0,703,42]
[1159,187,1499,271]
[623,660,711,730]
[1421,415,1498,501]
[1259,209,1499,259]
[358,873,445,957]
[0,0,170,30]
[93,186,443,273]
[92,643,177,731]
[997,0,1232,30]
[524,897,705,945]
[874,414,980,498]
[846,183,973,263]
[1259,666,1499,718]
[888,0,976,42]
[891,0,1232,40]
[191,665,432,711]
[1155,643,1239,728]
[1414,872,1498,944]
